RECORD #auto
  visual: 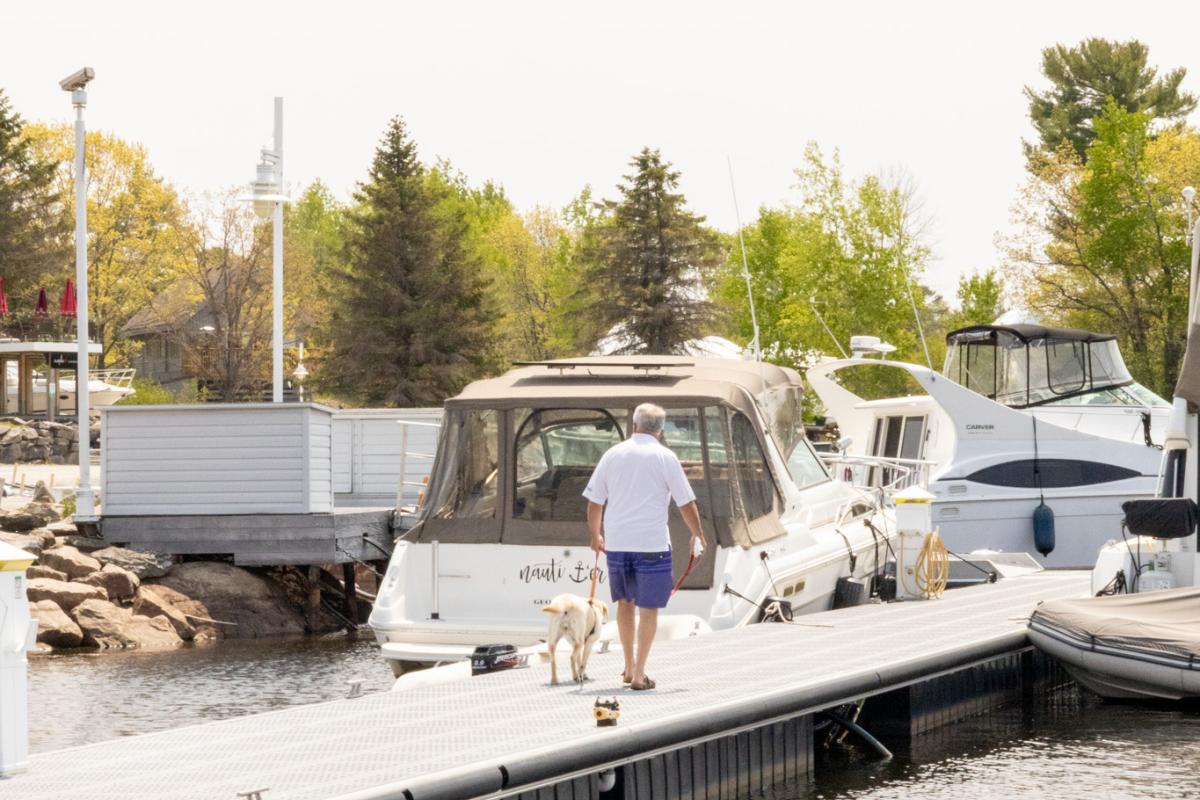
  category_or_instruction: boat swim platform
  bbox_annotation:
[2,570,1089,800]
[98,507,394,567]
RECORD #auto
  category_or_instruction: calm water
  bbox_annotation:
[27,636,395,754]
[28,641,1200,799]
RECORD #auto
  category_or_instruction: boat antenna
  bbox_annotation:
[808,297,849,359]
[727,157,761,362]
[903,270,933,369]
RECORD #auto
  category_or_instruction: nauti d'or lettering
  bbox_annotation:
[519,558,606,585]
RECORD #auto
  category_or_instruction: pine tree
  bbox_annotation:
[0,89,65,293]
[319,117,498,406]
[1025,38,1197,161]
[580,148,722,354]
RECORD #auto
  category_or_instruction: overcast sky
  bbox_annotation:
[2,1,1197,302]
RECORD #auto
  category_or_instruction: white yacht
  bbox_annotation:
[808,324,1169,567]
[370,356,894,673]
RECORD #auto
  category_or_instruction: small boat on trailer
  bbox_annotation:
[369,356,896,674]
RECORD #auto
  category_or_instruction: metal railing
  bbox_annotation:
[820,453,935,499]
[91,368,135,388]
[395,419,441,511]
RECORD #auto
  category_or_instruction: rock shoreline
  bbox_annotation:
[7,495,343,653]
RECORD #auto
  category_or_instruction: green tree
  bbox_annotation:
[1025,38,1197,160]
[947,269,1005,331]
[0,90,65,298]
[283,181,344,383]
[577,148,723,354]
[717,145,941,397]
[318,117,498,406]
[25,124,189,366]
[1006,104,1200,396]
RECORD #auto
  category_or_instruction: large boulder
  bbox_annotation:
[91,547,173,580]
[0,531,46,558]
[132,585,195,641]
[0,502,61,532]
[54,535,106,553]
[26,564,68,582]
[26,577,107,611]
[39,546,101,579]
[69,598,183,650]
[30,599,83,648]
[151,562,306,639]
[81,563,140,601]
[45,521,79,536]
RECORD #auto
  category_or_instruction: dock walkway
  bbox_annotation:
[3,571,1089,800]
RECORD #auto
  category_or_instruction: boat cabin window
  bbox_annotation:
[730,411,775,520]
[513,408,627,522]
[868,414,926,487]
[944,328,1137,408]
[786,438,830,489]
[428,409,499,520]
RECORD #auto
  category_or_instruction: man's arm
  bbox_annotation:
[588,501,605,553]
[678,501,704,552]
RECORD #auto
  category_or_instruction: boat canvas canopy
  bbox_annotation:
[943,324,1133,408]
[409,357,800,589]
[1032,588,1200,662]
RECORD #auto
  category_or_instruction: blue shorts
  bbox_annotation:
[607,551,673,609]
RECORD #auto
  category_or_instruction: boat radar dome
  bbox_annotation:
[849,336,896,358]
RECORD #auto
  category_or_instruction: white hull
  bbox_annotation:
[934,486,1159,568]
[371,492,890,666]
[1029,621,1200,700]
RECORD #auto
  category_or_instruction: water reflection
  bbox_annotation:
[28,636,395,754]
[788,692,1200,800]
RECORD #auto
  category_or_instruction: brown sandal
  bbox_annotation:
[630,676,656,691]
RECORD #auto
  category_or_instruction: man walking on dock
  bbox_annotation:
[584,402,705,690]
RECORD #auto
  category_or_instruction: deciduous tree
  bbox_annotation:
[25,124,189,366]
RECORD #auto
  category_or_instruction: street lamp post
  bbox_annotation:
[248,98,288,402]
[60,67,96,522]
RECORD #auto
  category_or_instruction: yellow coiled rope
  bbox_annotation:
[914,531,949,599]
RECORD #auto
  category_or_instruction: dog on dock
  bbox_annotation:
[542,594,609,685]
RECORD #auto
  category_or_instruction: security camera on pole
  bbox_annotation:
[61,66,97,522]
[246,98,288,402]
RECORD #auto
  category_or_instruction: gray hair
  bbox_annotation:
[633,403,666,435]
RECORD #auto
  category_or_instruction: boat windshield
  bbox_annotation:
[419,402,784,551]
[943,328,1137,408]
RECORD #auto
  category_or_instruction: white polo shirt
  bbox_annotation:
[582,432,697,552]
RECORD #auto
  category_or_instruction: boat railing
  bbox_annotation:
[90,368,136,388]
[820,453,935,499]
[395,419,441,510]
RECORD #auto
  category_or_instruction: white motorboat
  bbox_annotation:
[369,356,895,673]
[1027,186,1200,701]
[807,325,1170,567]
[4,367,136,413]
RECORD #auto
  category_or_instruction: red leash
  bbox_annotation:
[588,548,602,603]
[671,539,704,596]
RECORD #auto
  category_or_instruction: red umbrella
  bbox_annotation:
[0,277,9,317]
[60,278,77,318]
[34,287,48,318]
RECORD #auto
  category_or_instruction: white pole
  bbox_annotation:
[72,87,95,521]
[272,97,284,403]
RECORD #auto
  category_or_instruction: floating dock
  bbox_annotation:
[2,571,1088,800]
